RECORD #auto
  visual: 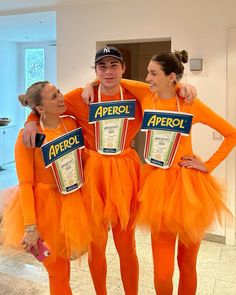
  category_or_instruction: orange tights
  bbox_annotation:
[151,231,201,295]
[88,222,139,295]
[43,256,72,295]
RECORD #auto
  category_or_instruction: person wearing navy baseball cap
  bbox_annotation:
[95,46,123,63]
[21,44,198,295]
[21,44,141,295]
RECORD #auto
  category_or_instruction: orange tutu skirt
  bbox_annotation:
[81,147,141,240]
[0,186,18,218]
[0,183,92,262]
[137,165,229,245]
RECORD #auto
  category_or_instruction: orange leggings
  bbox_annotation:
[151,231,201,295]
[88,222,139,295]
[43,256,72,295]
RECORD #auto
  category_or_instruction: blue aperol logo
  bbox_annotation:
[141,110,193,134]
[41,128,84,167]
[89,100,136,123]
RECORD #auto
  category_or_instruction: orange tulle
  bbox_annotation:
[137,165,229,246]
[0,186,18,218]
[0,118,93,262]
[0,183,92,262]
[81,147,141,241]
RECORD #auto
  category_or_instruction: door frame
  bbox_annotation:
[225,27,236,245]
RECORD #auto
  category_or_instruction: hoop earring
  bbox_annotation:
[40,112,45,122]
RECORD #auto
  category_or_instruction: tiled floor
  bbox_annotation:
[0,232,236,295]
[0,163,236,295]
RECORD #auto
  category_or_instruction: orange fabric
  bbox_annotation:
[25,87,142,293]
[1,117,92,260]
[64,86,142,151]
[43,256,72,295]
[88,221,139,295]
[151,231,200,295]
[121,79,236,171]
[82,147,141,237]
[121,79,236,245]
[64,87,142,232]
[27,87,142,232]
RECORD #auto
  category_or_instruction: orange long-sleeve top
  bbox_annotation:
[28,87,142,150]
[120,79,236,172]
[63,86,142,150]
[15,117,78,226]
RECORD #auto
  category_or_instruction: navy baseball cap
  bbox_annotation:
[95,46,123,63]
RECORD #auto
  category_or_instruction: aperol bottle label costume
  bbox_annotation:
[41,127,85,194]
[142,110,193,168]
[89,85,136,155]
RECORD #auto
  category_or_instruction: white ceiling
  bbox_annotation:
[0,0,116,42]
[0,11,56,42]
[0,0,104,12]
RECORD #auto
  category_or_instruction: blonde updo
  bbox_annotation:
[18,81,50,113]
[18,94,28,106]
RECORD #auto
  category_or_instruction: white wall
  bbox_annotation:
[0,41,18,122]
[56,0,236,236]
[56,0,236,169]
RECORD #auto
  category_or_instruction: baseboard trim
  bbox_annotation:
[204,233,226,244]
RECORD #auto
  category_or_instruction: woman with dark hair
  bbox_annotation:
[1,81,92,295]
[119,50,236,294]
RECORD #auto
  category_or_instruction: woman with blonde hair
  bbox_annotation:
[1,81,92,295]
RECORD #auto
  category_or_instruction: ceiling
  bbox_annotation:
[0,0,116,42]
[0,11,56,42]
[0,0,106,12]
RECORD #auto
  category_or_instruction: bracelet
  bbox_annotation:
[25,224,37,233]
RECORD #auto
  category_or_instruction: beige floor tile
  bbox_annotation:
[136,241,153,265]
[0,231,236,294]
[70,270,96,295]
[197,256,236,283]
[135,229,151,246]
[0,272,48,295]
[220,244,236,263]
[199,240,222,260]
[138,261,154,288]
[196,275,216,295]
[172,273,216,295]
[0,258,48,283]
[214,280,236,295]
[106,277,124,295]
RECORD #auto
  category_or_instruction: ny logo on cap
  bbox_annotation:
[103,47,111,53]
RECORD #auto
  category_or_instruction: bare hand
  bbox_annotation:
[23,121,38,148]
[81,81,99,104]
[178,84,197,104]
[179,155,208,173]
[22,228,40,255]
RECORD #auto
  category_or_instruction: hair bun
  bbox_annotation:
[175,50,188,64]
[18,94,28,106]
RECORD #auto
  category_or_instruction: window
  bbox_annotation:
[24,48,45,118]
[25,48,45,88]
